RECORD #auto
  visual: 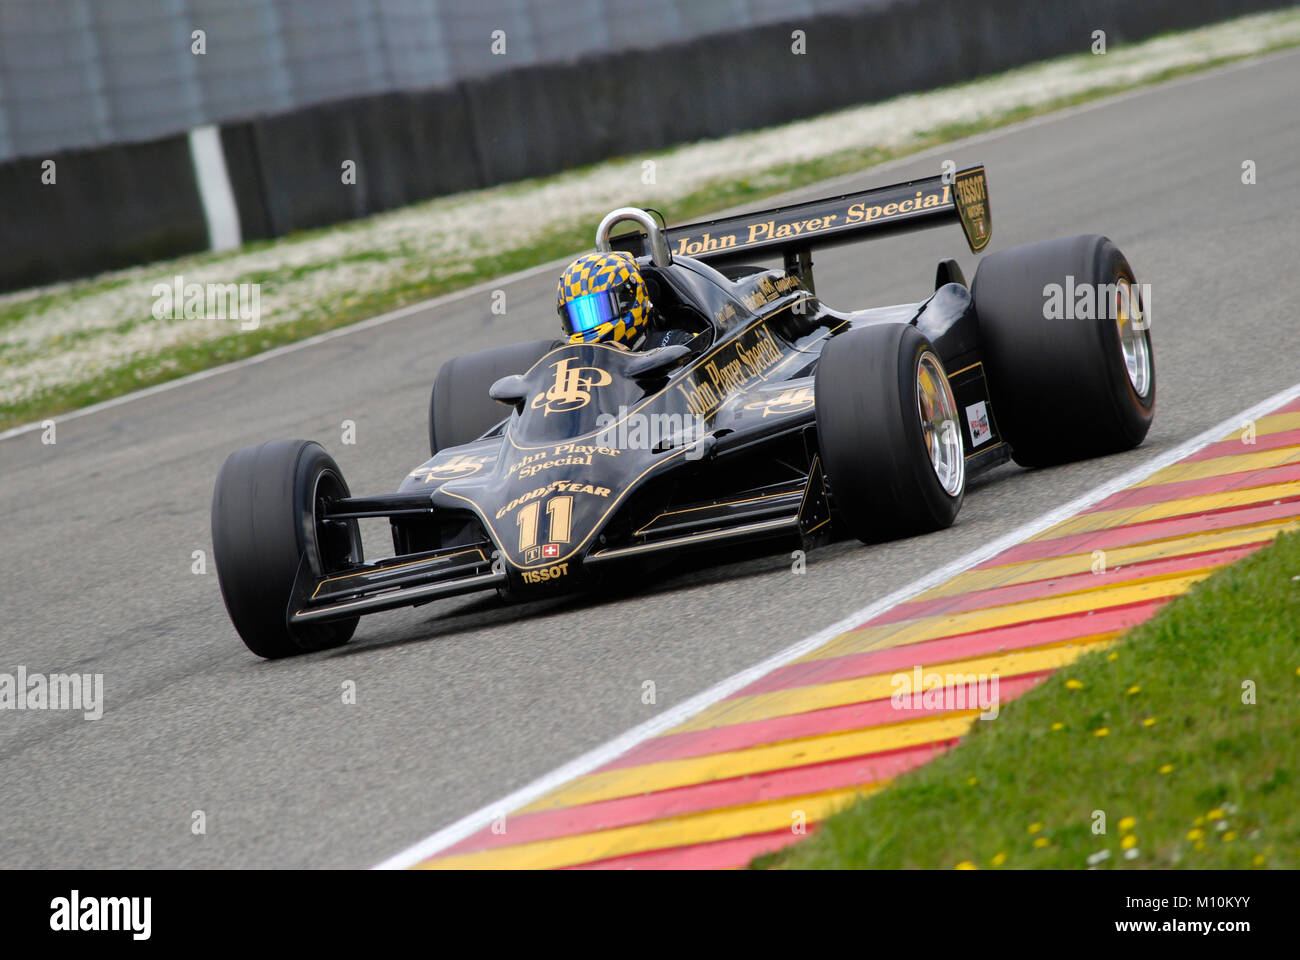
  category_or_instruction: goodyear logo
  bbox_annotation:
[495,478,612,520]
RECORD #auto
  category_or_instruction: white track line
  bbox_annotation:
[4,48,1294,447]
[373,379,1300,869]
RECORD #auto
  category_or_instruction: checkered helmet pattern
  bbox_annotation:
[556,250,652,346]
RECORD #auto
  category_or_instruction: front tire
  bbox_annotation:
[430,339,556,455]
[211,440,361,659]
[815,323,965,542]
[971,234,1154,468]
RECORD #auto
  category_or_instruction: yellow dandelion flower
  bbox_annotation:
[966,776,978,787]
[1253,854,1266,866]
[1126,685,1141,695]
[1094,727,1110,737]
[991,852,1007,867]
[1066,679,1084,690]
[1223,831,1237,842]
[1207,808,1225,820]
[1159,763,1174,774]
[955,861,978,870]
[1028,822,1044,834]
[1187,828,1205,841]
[1118,816,1137,832]
[1050,722,1064,731]
[1108,652,1119,662]
[1142,717,1157,727]
[1033,837,1050,848]
[1121,834,1138,850]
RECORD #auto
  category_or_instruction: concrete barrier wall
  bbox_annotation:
[461,0,1292,182]
[0,135,208,292]
[221,86,483,238]
[0,0,1290,292]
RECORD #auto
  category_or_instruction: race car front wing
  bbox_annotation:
[283,452,830,626]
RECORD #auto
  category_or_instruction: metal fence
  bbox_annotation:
[0,0,885,163]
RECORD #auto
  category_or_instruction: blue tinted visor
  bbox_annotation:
[562,290,620,336]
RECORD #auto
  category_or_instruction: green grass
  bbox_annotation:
[757,530,1300,870]
[5,27,1300,431]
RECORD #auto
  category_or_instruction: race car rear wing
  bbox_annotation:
[613,165,990,276]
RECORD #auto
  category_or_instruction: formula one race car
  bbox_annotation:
[211,165,1155,658]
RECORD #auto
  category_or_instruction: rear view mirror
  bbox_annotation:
[626,344,692,379]
[489,374,529,409]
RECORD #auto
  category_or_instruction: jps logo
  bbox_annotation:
[745,386,815,418]
[532,358,611,415]
[409,454,490,482]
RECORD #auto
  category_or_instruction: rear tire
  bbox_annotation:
[211,440,361,659]
[430,339,557,455]
[971,234,1154,468]
[815,323,965,542]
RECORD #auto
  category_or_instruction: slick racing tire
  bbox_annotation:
[212,440,362,659]
[429,339,557,455]
[815,323,965,542]
[971,234,1154,468]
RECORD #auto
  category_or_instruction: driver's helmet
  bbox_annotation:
[556,251,652,347]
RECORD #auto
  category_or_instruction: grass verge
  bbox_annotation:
[757,530,1300,869]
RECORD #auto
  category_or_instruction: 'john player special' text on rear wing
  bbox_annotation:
[616,165,990,268]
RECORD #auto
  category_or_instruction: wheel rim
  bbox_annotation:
[916,351,964,497]
[313,469,362,573]
[1115,277,1152,398]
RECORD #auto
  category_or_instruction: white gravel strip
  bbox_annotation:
[4,8,1299,411]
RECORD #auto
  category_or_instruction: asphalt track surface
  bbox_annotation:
[2,52,1298,869]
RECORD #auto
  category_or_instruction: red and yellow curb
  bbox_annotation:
[414,396,1300,869]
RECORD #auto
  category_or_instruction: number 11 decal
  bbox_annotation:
[517,495,573,552]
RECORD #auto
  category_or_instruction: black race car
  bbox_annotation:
[211,166,1155,658]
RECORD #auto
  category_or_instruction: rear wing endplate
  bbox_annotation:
[615,165,990,267]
